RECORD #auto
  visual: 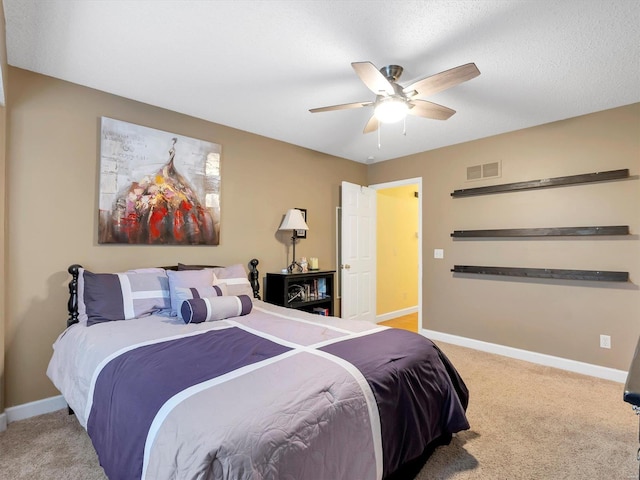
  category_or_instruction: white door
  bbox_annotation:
[340,181,376,322]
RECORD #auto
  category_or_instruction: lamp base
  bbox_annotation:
[288,231,302,273]
[287,261,303,273]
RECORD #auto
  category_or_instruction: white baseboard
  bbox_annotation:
[422,328,627,383]
[376,306,418,323]
[5,395,67,424]
[0,412,7,432]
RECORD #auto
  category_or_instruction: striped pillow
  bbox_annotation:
[180,295,253,324]
[173,285,228,321]
[83,270,170,326]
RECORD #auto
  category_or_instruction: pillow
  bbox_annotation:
[177,263,219,271]
[83,270,170,326]
[180,295,253,324]
[173,285,228,321]
[166,269,216,316]
[77,267,169,325]
[126,267,167,274]
[212,264,254,297]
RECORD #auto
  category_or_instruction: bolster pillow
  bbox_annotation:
[180,295,253,324]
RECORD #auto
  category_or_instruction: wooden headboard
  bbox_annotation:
[66,258,261,327]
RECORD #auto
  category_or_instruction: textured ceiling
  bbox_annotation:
[3,0,639,163]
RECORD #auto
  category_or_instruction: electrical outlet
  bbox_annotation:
[600,335,611,349]
[434,249,444,259]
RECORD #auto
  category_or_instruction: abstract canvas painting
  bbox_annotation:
[98,117,221,245]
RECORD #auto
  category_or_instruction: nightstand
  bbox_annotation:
[265,270,335,316]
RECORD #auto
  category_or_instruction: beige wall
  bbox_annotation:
[369,103,640,371]
[0,3,8,415]
[4,67,366,406]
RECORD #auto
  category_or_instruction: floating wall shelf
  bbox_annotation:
[451,265,629,282]
[451,169,629,198]
[451,225,630,238]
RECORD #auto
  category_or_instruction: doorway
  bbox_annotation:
[371,179,421,332]
[338,178,422,330]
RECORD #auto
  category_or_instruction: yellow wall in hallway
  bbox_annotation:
[376,185,418,315]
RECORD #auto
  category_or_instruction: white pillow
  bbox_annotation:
[212,264,254,297]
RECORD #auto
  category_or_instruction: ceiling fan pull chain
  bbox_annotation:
[377,123,381,149]
[403,116,407,136]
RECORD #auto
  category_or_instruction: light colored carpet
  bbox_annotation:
[0,342,636,479]
[418,343,637,479]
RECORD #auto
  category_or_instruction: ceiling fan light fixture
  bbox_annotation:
[374,97,408,123]
[310,61,480,134]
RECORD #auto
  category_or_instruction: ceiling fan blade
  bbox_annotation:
[309,101,373,113]
[363,115,379,134]
[403,63,480,97]
[351,62,395,96]
[408,99,456,120]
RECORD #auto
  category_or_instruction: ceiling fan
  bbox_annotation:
[309,61,480,133]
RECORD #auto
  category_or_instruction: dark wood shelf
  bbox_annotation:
[451,265,628,282]
[451,169,629,198]
[289,296,332,310]
[265,270,335,316]
[451,225,630,238]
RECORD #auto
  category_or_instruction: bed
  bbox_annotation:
[47,259,469,480]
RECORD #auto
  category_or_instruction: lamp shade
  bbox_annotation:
[279,209,309,231]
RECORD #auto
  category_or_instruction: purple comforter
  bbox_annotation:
[85,307,469,480]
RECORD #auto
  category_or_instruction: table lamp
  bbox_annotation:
[279,209,309,273]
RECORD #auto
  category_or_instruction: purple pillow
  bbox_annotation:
[83,270,170,326]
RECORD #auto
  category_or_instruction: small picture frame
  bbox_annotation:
[296,208,307,238]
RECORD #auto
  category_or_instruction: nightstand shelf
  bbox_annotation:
[265,270,335,316]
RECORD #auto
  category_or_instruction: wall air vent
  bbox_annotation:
[466,160,501,181]
[466,165,482,181]
[483,161,500,178]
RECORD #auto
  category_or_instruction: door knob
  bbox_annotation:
[342,264,351,270]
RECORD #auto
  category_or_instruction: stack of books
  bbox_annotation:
[301,278,329,301]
